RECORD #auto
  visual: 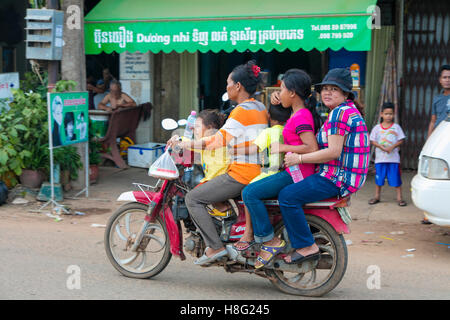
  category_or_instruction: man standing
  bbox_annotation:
[422,65,450,225]
[427,65,450,138]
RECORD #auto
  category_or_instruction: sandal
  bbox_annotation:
[254,240,286,270]
[398,200,407,207]
[368,198,380,205]
[233,240,255,251]
[284,251,320,264]
[194,247,228,266]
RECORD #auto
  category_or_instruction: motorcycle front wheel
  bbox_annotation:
[104,202,172,279]
[266,215,348,297]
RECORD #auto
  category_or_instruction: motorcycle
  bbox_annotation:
[104,118,352,297]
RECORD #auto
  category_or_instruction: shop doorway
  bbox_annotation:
[198,49,324,110]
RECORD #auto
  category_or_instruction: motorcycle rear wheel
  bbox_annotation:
[266,215,348,297]
[104,202,172,279]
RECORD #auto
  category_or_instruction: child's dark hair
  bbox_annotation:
[282,69,322,133]
[198,109,226,130]
[381,102,395,112]
[269,104,291,124]
[230,59,262,95]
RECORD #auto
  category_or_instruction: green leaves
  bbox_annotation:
[0,78,81,187]
[0,149,7,165]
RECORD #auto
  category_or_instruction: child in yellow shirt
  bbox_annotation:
[172,109,230,184]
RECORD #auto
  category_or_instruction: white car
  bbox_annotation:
[411,114,450,226]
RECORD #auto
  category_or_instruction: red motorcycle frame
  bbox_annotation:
[105,148,351,297]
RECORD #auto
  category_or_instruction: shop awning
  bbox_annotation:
[85,0,377,54]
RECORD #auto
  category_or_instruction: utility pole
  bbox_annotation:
[61,0,87,190]
[46,0,59,92]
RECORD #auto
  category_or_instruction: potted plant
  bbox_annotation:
[6,88,49,188]
[20,140,49,188]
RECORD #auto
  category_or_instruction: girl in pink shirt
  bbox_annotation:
[238,69,322,258]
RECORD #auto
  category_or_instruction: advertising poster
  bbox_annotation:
[0,72,19,113]
[48,92,89,148]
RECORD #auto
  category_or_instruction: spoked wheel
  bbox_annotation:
[266,215,348,297]
[104,202,172,279]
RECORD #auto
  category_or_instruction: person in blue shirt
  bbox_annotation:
[427,65,450,138]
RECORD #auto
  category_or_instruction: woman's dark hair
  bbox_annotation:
[282,69,322,133]
[269,104,291,124]
[198,109,226,130]
[230,59,262,95]
[64,112,75,126]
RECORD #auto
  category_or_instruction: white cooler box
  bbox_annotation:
[127,142,166,168]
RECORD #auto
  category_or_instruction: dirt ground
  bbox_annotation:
[1,166,449,299]
[2,166,450,258]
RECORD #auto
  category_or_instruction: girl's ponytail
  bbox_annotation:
[305,94,323,134]
[282,69,323,134]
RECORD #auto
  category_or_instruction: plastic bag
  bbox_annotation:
[148,149,179,180]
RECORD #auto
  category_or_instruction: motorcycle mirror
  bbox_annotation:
[161,118,178,130]
[222,92,229,101]
[177,119,187,126]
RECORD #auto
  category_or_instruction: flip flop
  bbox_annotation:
[285,251,320,265]
[398,200,407,207]
[368,198,380,205]
[233,240,255,251]
[254,240,286,270]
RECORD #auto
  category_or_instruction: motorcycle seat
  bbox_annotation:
[236,195,351,208]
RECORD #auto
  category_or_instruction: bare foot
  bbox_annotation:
[234,232,254,250]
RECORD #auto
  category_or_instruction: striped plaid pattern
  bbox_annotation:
[317,100,370,196]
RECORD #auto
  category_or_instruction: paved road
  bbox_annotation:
[1,168,449,300]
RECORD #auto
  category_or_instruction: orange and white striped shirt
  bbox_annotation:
[204,99,269,184]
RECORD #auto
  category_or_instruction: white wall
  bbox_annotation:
[119,51,154,143]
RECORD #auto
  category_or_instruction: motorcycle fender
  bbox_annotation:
[116,191,158,204]
[161,205,185,260]
[305,208,350,234]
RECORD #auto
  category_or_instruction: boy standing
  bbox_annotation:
[369,102,407,206]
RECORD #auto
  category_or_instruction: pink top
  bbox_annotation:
[282,108,316,178]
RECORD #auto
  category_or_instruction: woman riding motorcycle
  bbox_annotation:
[177,60,269,265]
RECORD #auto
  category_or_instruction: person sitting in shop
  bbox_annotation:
[97,80,137,111]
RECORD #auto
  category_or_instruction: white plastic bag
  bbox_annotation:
[148,149,179,180]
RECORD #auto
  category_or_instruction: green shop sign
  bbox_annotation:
[85,0,377,54]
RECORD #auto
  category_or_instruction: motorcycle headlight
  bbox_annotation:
[420,156,450,180]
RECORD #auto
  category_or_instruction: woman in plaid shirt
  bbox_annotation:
[255,68,370,266]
